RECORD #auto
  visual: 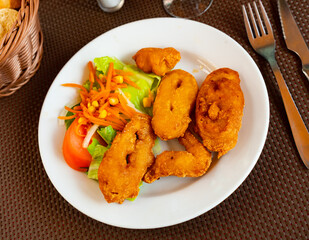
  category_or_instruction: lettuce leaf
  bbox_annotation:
[83,80,100,91]
[126,181,143,202]
[97,125,117,146]
[87,125,118,180]
[121,65,161,116]
[64,103,79,129]
[94,56,125,74]
[152,138,161,156]
[64,110,75,130]
[87,138,109,180]
[93,57,161,116]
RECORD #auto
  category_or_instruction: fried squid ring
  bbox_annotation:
[143,130,212,183]
[152,69,198,140]
[195,68,245,159]
[98,114,156,204]
[132,47,181,76]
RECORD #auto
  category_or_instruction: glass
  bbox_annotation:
[163,0,213,18]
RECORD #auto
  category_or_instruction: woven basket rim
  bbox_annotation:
[0,0,40,63]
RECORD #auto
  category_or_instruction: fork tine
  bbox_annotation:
[253,1,265,35]
[242,5,254,40]
[258,0,273,35]
[247,3,260,37]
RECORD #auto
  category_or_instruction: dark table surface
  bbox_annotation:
[1,0,308,239]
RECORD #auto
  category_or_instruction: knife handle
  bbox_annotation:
[270,62,309,168]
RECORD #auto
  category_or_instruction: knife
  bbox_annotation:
[278,0,309,81]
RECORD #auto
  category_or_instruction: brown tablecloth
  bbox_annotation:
[1,0,308,238]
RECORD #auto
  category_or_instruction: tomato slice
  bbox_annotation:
[62,118,92,171]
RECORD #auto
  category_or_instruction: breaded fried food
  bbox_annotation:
[132,47,181,76]
[152,69,198,140]
[98,114,156,204]
[143,130,212,183]
[195,68,244,159]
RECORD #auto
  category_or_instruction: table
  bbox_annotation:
[1,0,308,238]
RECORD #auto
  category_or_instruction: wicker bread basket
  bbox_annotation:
[0,0,43,97]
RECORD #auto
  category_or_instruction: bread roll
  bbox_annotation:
[0,0,21,9]
[0,8,18,41]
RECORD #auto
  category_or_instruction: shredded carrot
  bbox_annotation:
[115,84,129,89]
[111,84,125,90]
[60,61,143,132]
[99,101,110,112]
[82,105,124,130]
[65,106,82,114]
[61,83,88,93]
[96,76,105,91]
[106,62,114,91]
[58,114,76,120]
[118,94,138,116]
[123,76,140,89]
[105,115,126,126]
[105,107,127,124]
[106,109,127,124]
[80,91,87,104]
[92,89,109,101]
[113,105,133,119]
[115,69,134,76]
[88,61,95,82]
[108,92,119,98]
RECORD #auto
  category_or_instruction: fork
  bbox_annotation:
[242,0,309,168]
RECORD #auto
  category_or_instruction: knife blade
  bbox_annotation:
[278,0,309,81]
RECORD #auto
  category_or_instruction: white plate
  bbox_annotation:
[38,18,269,229]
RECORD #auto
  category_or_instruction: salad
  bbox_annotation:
[58,56,161,181]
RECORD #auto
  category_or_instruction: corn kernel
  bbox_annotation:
[99,110,107,119]
[88,106,96,113]
[112,75,123,84]
[92,100,99,107]
[124,92,131,100]
[87,102,91,108]
[143,97,152,108]
[78,117,86,124]
[108,97,119,105]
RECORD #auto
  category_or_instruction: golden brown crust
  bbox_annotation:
[132,47,181,76]
[98,114,156,204]
[195,68,245,158]
[151,69,198,140]
[143,130,212,183]
[0,0,21,9]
